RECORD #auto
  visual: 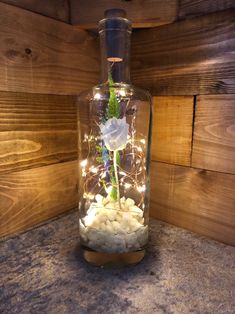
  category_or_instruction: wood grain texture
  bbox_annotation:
[0,92,77,174]
[70,0,177,28]
[131,10,235,95]
[0,160,78,238]
[0,0,70,22]
[151,162,235,246]
[0,2,99,95]
[192,95,235,174]
[152,96,194,165]
[179,0,235,19]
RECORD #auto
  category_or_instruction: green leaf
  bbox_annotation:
[116,151,120,166]
[111,175,116,185]
[100,179,106,189]
[108,71,114,87]
[109,170,118,201]
[96,145,103,152]
[107,72,120,119]
[110,186,117,201]
[96,157,103,163]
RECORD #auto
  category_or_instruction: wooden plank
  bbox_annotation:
[0,0,70,22]
[70,0,177,29]
[0,161,77,238]
[0,2,99,95]
[131,10,235,95]
[150,162,235,246]
[192,95,235,174]
[179,0,235,19]
[152,96,194,166]
[0,92,77,132]
[0,131,77,174]
[0,92,77,174]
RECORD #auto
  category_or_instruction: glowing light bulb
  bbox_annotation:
[137,186,142,192]
[101,172,106,179]
[83,134,88,142]
[80,159,88,167]
[90,166,98,174]
[84,193,95,200]
[119,89,126,97]
[94,92,101,100]
[124,183,131,189]
[106,186,112,194]
[137,185,146,193]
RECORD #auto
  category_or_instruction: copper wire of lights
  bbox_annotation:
[80,136,147,209]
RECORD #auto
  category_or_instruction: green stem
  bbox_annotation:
[113,150,121,209]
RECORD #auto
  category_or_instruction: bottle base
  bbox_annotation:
[82,247,145,267]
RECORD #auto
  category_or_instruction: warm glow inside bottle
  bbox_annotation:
[77,9,152,266]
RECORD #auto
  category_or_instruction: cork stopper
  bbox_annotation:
[99,9,131,63]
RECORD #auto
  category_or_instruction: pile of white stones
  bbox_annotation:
[79,194,148,253]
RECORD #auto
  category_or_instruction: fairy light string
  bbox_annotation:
[80,137,147,210]
[80,68,147,211]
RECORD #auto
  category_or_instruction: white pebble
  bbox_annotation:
[129,205,143,215]
[105,202,115,210]
[125,198,135,208]
[111,220,121,233]
[106,209,116,221]
[96,211,108,223]
[105,221,114,233]
[125,232,138,248]
[130,220,143,233]
[121,196,126,204]
[122,212,133,221]
[136,226,148,247]
[81,195,148,253]
[116,212,124,222]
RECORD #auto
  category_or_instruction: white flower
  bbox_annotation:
[100,117,129,151]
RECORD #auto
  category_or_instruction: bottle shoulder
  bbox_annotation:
[77,83,152,104]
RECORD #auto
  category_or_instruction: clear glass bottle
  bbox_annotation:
[77,9,152,266]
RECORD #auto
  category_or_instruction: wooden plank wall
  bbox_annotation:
[70,0,235,29]
[132,10,235,245]
[131,10,235,95]
[0,0,70,22]
[70,0,178,28]
[151,96,235,246]
[178,0,235,19]
[0,3,99,238]
[192,95,235,174]
[0,2,99,95]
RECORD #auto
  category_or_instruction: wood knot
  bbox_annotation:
[25,48,32,55]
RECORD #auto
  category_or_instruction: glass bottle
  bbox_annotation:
[77,9,152,267]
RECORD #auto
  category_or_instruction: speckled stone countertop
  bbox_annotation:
[1,211,234,314]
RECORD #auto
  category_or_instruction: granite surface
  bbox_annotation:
[0,210,234,314]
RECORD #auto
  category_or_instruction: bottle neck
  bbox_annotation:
[99,28,131,84]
